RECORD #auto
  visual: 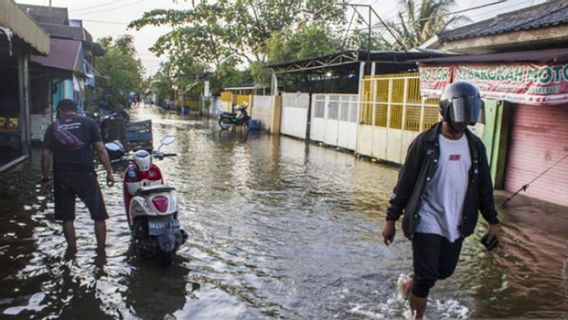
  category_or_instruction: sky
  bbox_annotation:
[16,0,546,77]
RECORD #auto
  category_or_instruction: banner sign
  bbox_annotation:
[419,65,453,97]
[420,63,568,105]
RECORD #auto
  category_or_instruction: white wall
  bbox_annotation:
[30,110,51,142]
[252,95,273,132]
[310,94,358,150]
[280,93,309,139]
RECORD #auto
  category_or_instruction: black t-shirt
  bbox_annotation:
[43,114,102,172]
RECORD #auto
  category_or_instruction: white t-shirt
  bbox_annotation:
[416,134,471,242]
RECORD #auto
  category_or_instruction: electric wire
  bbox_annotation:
[71,0,146,16]
[70,0,132,14]
[501,153,568,207]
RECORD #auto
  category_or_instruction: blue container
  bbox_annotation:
[247,119,261,130]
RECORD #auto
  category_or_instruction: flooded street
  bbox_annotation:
[1,105,568,319]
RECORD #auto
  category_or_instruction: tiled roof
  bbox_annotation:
[439,0,568,42]
[19,4,68,25]
[40,23,93,43]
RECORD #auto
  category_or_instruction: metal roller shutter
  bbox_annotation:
[505,104,568,206]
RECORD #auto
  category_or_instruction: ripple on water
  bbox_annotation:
[1,106,568,319]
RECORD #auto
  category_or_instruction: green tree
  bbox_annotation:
[266,22,341,63]
[95,35,144,108]
[130,0,346,66]
[382,0,470,50]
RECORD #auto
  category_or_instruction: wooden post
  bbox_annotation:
[270,95,282,135]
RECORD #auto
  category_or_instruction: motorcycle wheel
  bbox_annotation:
[132,218,156,258]
[159,250,174,266]
[219,118,231,130]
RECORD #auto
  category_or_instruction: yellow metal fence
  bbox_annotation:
[360,72,440,132]
[235,94,251,106]
[220,91,233,103]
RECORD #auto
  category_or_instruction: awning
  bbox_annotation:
[265,49,451,74]
[0,0,49,55]
[30,38,83,74]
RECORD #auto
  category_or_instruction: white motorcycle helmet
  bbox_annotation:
[134,150,151,172]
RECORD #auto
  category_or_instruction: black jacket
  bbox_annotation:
[385,122,499,239]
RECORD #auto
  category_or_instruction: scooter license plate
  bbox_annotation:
[148,219,180,236]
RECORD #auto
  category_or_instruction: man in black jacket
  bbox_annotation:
[382,82,500,319]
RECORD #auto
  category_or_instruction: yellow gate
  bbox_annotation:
[360,72,440,132]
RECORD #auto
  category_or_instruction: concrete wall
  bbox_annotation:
[252,95,273,132]
[30,111,51,142]
[280,93,310,139]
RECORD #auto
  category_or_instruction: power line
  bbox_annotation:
[72,0,146,16]
[378,0,509,26]
[71,0,132,14]
[82,19,129,25]
[464,0,543,21]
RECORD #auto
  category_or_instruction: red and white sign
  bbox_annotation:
[419,63,568,105]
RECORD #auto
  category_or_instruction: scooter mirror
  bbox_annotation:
[160,135,176,146]
[105,142,122,152]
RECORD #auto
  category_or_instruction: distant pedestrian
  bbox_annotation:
[382,82,500,319]
[41,99,115,251]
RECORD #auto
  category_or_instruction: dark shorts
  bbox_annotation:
[53,171,109,221]
[411,233,464,298]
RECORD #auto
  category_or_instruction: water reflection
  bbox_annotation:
[0,105,567,319]
[125,254,192,319]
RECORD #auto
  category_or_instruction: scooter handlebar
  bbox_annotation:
[153,152,177,160]
[110,155,131,164]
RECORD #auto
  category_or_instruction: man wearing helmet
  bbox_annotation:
[382,82,500,319]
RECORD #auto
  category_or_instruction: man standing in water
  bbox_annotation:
[382,82,500,319]
[41,99,114,251]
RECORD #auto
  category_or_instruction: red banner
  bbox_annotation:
[420,63,568,105]
[419,65,453,97]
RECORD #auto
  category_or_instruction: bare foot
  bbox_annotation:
[398,274,414,300]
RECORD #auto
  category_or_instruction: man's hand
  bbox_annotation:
[106,172,115,187]
[382,220,396,246]
[484,223,500,242]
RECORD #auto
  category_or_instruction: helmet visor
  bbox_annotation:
[450,97,484,125]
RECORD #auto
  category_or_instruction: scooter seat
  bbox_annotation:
[137,185,175,195]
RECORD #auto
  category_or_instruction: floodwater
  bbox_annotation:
[1,105,568,319]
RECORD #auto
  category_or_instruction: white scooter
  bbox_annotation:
[106,136,187,265]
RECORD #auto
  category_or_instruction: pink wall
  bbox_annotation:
[505,104,568,207]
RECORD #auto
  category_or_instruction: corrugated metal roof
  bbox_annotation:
[265,49,451,68]
[30,38,83,74]
[18,4,93,44]
[0,0,50,55]
[439,0,568,42]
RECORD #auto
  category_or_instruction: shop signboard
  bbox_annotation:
[420,63,568,105]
